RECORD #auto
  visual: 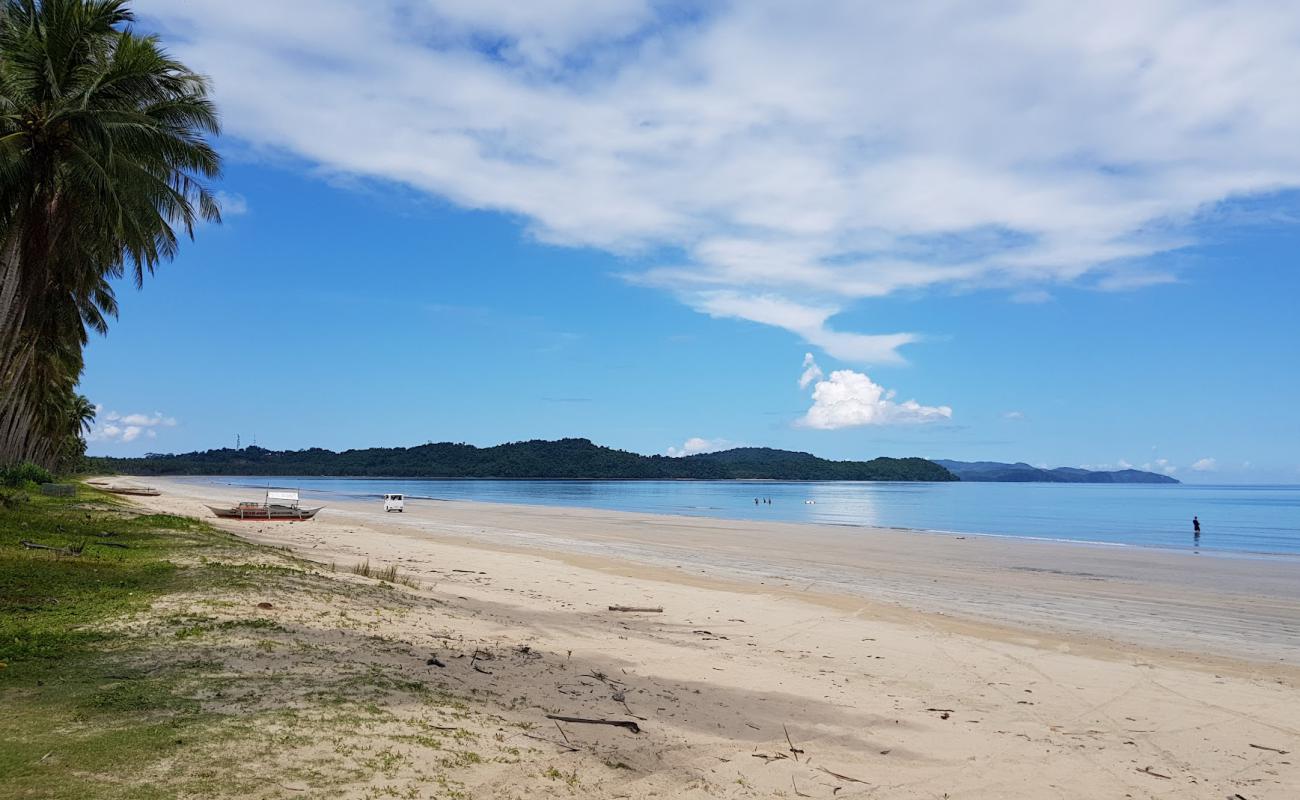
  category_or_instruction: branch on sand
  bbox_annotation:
[545,715,642,734]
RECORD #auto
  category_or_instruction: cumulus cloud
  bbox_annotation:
[1149,459,1177,475]
[1003,410,1026,420]
[89,409,178,444]
[797,356,951,430]
[666,437,734,457]
[1191,457,1217,471]
[134,1,1300,361]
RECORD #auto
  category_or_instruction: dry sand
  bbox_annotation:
[128,477,1300,798]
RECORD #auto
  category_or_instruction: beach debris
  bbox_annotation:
[256,602,274,610]
[89,541,128,549]
[1137,766,1172,779]
[426,656,446,668]
[751,752,789,763]
[608,605,663,613]
[1248,743,1289,754]
[516,731,579,753]
[545,714,642,734]
[553,720,572,744]
[791,776,811,797]
[20,540,83,556]
[818,766,869,784]
[783,724,804,762]
[470,649,494,674]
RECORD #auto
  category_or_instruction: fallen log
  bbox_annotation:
[20,540,83,556]
[607,606,663,613]
[545,714,642,734]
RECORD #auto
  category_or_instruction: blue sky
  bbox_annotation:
[84,1,1300,483]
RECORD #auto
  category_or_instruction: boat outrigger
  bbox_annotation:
[207,488,321,521]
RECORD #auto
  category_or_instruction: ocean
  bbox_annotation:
[180,477,1300,556]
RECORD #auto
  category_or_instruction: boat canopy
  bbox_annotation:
[266,489,300,507]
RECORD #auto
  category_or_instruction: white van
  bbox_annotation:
[383,493,405,513]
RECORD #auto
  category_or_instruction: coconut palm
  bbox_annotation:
[0,0,220,467]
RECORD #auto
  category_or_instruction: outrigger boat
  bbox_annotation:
[102,485,161,496]
[207,488,321,521]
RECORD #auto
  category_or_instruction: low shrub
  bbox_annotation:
[0,462,53,487]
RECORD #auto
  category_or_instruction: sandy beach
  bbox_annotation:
[126,477,1300,798]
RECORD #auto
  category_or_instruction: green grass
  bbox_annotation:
[351,559,420,588]
[0,485,547,800]
[0,487,227,799]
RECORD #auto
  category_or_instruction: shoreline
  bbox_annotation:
[171,474,1300,559]
[130,476,1300,672]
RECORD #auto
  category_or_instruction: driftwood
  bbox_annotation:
[607,605,663,613]
[545,714,642,734]
[818,766,869,784]
[1137,766,1172,779]
[20,540,83,556]
[783,724,805,762]
[1249,743,1289,754]
[751,752,789,763]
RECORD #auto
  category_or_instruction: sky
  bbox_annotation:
[81,0,1300,483]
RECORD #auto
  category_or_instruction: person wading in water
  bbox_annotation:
[1193,515,1201,546]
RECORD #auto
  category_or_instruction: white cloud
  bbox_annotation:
[215,191,249,217]
[1009,289,1054,304]
[1191,457,1217,471]
[798,352,823,389]
[1003,410,1026,420]
[1141,458,1178,476]
[666,437,733,457]
[135,1,1300,361]
[797,356,951,430]
[89,409,178,444]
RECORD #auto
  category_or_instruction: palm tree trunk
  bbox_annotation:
[0,235,26,372]
[0,349,37,465]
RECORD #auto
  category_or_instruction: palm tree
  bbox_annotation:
[0,0,220,467]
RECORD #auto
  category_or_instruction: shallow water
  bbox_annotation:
[177,477,1300,556]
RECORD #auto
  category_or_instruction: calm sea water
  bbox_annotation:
[187,477,1300,556]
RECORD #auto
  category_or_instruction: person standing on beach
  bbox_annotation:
[1193,515,1201,544]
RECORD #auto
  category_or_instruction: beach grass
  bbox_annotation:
[0,487,227,799]
[0,486,555,799]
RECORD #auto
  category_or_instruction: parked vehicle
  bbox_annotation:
[384,493,405,513]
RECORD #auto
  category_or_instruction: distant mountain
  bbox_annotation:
[86,439,958,482]
[934,460,1179,484]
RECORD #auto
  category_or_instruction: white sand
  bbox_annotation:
[129,477,1300,798]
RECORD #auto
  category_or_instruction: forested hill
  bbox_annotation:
[87,439,957,482]
[934,459,1180,484]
